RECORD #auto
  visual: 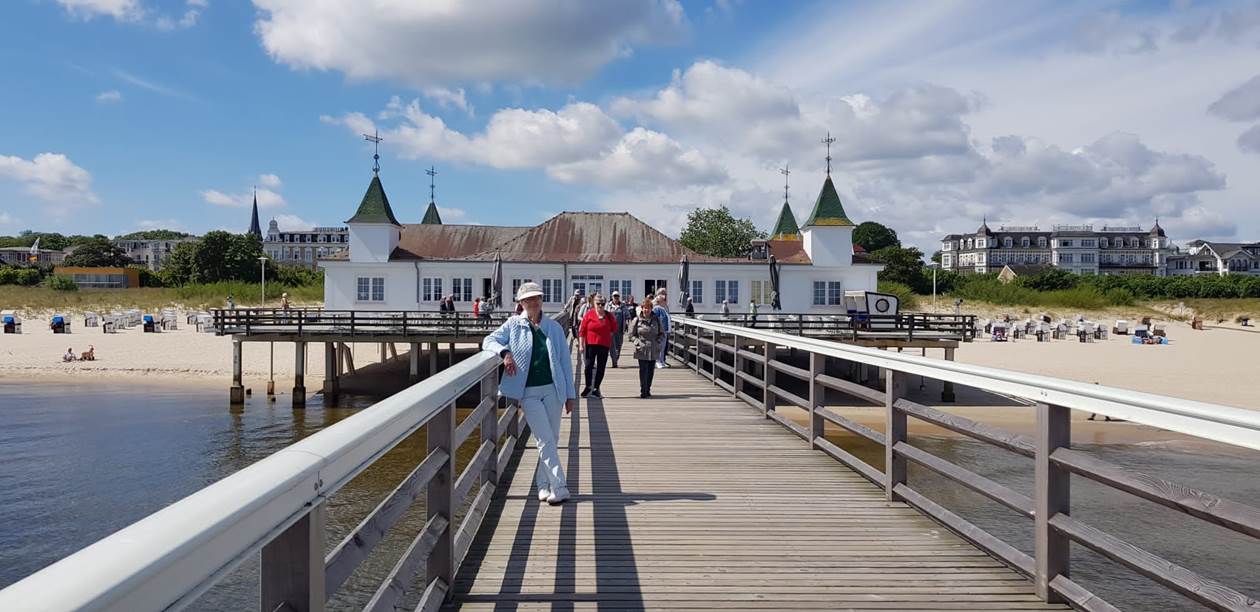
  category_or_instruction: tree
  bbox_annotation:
[930,250,942,264]
[161,241,198,286]
[679,206,766,258]
[62,238,133,267]
[191,231,268,283]
[852,221,900,252]
[871,245,927,292]
[117,229,194,241]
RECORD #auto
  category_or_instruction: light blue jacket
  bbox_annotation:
[653,305,671,333]
[482,315,577,402]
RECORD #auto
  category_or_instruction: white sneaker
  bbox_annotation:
[655,362,664,369]
[537,487,551,502]
[547,487,571,505]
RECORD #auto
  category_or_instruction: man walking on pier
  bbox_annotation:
[483,282,577,505]
[608,291,630,368]
[653,290,671,368]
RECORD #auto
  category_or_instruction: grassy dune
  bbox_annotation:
[0,282,323,315]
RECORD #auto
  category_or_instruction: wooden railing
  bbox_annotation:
[704,312,977,341]
[670,317,1260,612]
[0,314,580,611]
[212,308,517,337]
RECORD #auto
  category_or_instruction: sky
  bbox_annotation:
[1,0,1259,253]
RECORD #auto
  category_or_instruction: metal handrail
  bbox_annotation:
[675,317,1260,447]
[0,351,504,612]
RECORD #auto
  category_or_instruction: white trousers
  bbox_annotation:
[520,384,567,492]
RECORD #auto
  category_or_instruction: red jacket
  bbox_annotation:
[579,308,618,347]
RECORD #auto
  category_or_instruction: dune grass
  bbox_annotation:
[0,282,323,315]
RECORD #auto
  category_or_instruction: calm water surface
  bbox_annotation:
[0,381,1256,610]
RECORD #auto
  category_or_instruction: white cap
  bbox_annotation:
[516,281,544,301]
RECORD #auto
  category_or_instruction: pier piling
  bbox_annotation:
[409,343,420,384]
[323,342,338,398]
[942,347,957,402]
[230,338,244,404]
[293,341,306,408]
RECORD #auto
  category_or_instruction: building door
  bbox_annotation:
[482,278,492,300]
[644,279,667,296]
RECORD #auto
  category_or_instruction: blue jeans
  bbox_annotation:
[520,384,567,492]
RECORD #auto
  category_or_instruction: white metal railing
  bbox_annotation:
[671,317,1260,611]
[0,350,517,612]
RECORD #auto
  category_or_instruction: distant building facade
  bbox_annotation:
[115,238,198,272]
[1166,240,1260,276]
[53,266,140,289]
[940,221,1173,276]
[0,247,64,266]
[264,219,348,268]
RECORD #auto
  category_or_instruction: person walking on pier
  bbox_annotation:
[653,292,671,368]
[579,295,617,398]
[721,299,730,318]
[631,298,663,398]
[749,298,759,328]
[685,297,695,316]
[608,291,630,368]
[483,282,576,505]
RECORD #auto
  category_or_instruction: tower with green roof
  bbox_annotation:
[771,163,800,240]
[345,144,402,263]
[801,132,857,266]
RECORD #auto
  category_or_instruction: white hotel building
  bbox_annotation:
[320,169,882,313]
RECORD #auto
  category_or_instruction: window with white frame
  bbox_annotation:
[1038,237,1048,248]
[1021,237,1030,247]
[422,277,443,301]
[542,279,563,303]
[750,280,774,305]
[812,281,826,305]
[1003,237,1013,248]
[714,280,740,304]
[511,278,533,298]
[827,281,842,305]
[1082,239,1096,247]
[452,278,472,302]
[690,280,703,304]
[608,280,632,298]
[357,277,385,302]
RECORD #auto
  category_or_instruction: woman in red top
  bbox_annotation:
[578,294,618,398]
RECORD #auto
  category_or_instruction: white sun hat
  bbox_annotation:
[516,281,544,301]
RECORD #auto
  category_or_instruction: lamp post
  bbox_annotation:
[927,262,939,308]
[258,256,268,307]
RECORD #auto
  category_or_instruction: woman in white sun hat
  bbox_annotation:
[482,281,577,505]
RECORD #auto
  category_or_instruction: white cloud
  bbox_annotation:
[437,207,468,222]
[271,213,313,230]
[155,8,201,31]
[0,153,100,217]
[423,86,472,115]
[253,0,687,87]
[1207,74,1260,122]
[548,128,727,189]
[137,218,184,231]
[95,90,123,103]
[55,0,143,21]
[258,173,283,189]
[201,187,285,208]
[113,69,198,101]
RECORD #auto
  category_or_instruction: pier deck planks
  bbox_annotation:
[445,364,1066,611]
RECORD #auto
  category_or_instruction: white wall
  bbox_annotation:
[348,224,399,263]
[802,226,853,267]
[322,261,418,310]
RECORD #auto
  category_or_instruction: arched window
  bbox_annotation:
[1038,237,1047,248]
[1003,237,1013,248]
[1100,238,1109,248]
[1021,237,1030,248]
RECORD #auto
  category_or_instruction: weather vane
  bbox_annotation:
[363,130,383,175]
[779,163,790,203]
[820,131,836,175]
[426,166,438,203]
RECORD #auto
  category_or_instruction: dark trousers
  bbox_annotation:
[583,344,610,390]
[638,359,656,395]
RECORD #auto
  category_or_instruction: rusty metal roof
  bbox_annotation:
[390,224,530,260]
[765,239,811,264]
[451,212,751,264]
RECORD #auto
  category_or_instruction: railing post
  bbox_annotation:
[1035,402,1070,603]
[261,502,326,612]
[711,329,719,384]
[426,402,456,597]
[732,333,742,397]
[884,369,906,501]
[809,352,824,448]
[763,340,776,415]
[481,374,499,485]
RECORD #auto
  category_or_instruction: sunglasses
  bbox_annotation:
[596,302,606,306]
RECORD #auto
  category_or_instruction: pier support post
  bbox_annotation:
[426,402,456,594]
[941,347,957,402]
[261,501,326,612]
[447,342,456,366]
[293,341,306,408]
[1035,403,1071,603]
[230,338,245,404]
[884,370,907,502]
[762,341,776,416]
[409,343,420,384]
[322,342,338,397]
[429,341,438,375]
[267,342,275,397]
[809,352,825,449]
[379,342,387,363]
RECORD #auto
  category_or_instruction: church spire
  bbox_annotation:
[247,186,262,238]
[421,165,443,224]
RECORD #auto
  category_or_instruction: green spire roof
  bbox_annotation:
[770,201,800,240]
[421,201,443,225]
[345,174,401,225]
[803,175,854,228]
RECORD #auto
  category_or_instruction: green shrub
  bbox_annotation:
[44,274,78,291]
[1104,287,1135,306]
[877,281,919,310]
[1016,268,1079,291]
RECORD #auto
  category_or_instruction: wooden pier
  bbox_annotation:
[449,365,1065,610]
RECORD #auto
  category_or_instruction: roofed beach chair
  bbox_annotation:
[1113,320,1129,335]
[1134,324,1149,339]
[1081,322,1096,342]
[1153,323,1166,337]
[196,313,214,332]
[2,313,21,334]
[83,312,98,327]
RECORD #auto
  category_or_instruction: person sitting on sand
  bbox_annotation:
[63,348,76,362]
[81,345,95,361]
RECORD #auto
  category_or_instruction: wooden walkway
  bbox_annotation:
[448,364,1067,611]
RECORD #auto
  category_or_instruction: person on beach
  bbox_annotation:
[227,295,235,310]
[652,291,671,369]
[579,295,617,398]
[63,347,76,362]
[483,282,577,505]
[685,297,695,316]
[81,345,95,361]
[630,298,663,398]
[608,291,630,368]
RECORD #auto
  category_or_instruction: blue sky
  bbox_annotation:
[2,0,1259,252]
